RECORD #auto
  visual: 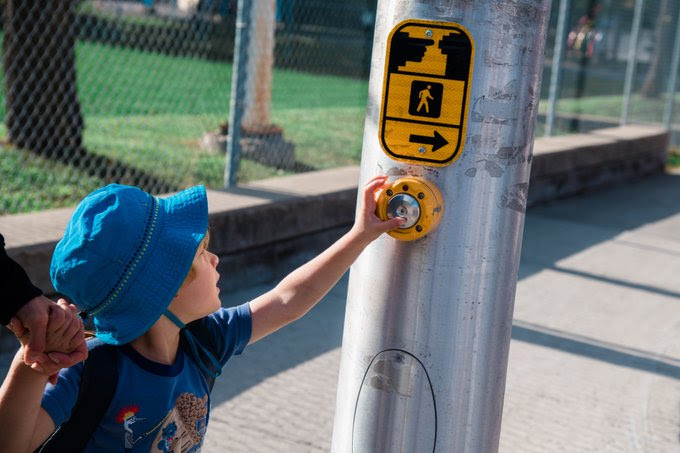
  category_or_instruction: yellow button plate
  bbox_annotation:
[376,177,444,241]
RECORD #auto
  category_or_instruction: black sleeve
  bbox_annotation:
[0,233,43,325]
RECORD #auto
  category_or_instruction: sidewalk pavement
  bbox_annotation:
[2,170,679,452]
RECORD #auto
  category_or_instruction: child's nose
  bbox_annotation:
[209,251,219,267]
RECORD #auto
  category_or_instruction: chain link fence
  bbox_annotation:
[0,0,678,214]
[539,0,680,137]
[0,0,375,213]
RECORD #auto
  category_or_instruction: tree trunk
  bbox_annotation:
[3,0,84,160]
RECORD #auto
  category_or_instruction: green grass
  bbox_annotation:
[538,93,680,168]
[539,93,672,124]
[0,144,103,214]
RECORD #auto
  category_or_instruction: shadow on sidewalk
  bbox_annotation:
[212,277,349,406]
[520,172,680,279]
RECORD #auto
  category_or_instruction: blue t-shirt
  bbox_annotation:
[42,304,252,452]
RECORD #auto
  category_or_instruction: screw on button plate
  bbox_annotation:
[386,189,393,196]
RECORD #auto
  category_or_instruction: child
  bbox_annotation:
[0,175,403,451]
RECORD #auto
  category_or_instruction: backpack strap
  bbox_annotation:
[37,317,219,451]
[36,339,119,453]
[183,317,220,392]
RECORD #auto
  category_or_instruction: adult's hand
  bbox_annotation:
[12,295,54,365]
[11,296,87,367]
[9,299,87,384]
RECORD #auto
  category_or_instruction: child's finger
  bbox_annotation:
[365,175,388,184]
[50,345,87,369]
[364,176,388,206]
[364,175,388,190]
[47,352,65,365]
[383,216,406,231]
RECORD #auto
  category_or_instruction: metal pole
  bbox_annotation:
[331,1,552,452]
[621,0,644,125]
[545,0,570,137]
[663,7,680,129]
[224,0,252,188]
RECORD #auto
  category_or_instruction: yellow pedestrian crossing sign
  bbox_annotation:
[379,19,474,166]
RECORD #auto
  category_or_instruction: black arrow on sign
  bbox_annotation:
[409,130,448,152]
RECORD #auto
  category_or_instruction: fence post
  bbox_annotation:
[621,0,645,125]
[331,1,552,452]
[663,7,680,130]
[224,0,252,188]
[545,0,570,137]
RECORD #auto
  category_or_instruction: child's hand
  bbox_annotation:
[351,175,405,243]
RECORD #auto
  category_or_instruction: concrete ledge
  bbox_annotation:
[0,125,669,298]
[529,125,668,204]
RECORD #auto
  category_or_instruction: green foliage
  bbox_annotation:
[668,148,680,168]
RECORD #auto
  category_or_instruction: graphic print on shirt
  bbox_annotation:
[116,405,146,449]
[152,392,209,452]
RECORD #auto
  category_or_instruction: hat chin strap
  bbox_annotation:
[164,310,221,378]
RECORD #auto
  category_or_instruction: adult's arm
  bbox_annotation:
[0,233,42,325]
[1,234,87,370]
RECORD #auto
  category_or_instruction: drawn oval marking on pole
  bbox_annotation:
[352,349,437,452]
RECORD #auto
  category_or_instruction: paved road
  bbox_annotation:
[2,171,679,452]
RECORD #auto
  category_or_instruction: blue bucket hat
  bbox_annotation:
[50,184,208,345]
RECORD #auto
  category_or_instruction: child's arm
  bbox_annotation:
[248,175,404,344]
[0,350,56,452]
[0,300,82,450]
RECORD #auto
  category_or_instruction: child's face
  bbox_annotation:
[170,234,221,322]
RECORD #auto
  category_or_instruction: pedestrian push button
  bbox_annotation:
[376,177,444,241]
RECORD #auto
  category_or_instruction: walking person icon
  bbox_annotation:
[417,85,434,113]
[409,80,443,118]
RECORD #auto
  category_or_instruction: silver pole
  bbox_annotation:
[621,0,644,125]
[224,0,252,188]
[663,7,680,129]
[331,1,552,452]
[545,0,570,137]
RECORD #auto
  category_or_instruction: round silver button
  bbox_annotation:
[386,193,421,229]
